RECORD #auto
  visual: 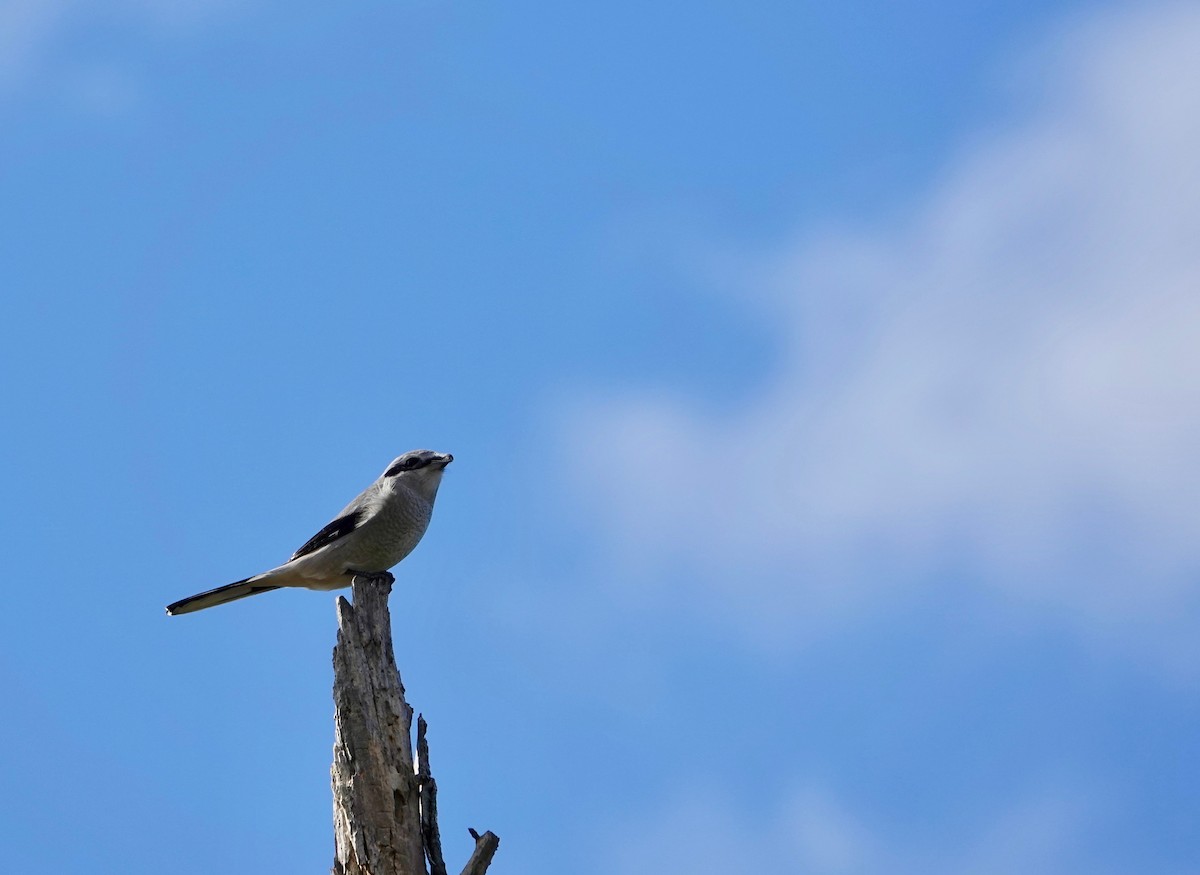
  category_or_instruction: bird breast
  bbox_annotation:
[355,488,434,570]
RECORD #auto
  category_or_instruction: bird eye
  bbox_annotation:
[385,456,429,477]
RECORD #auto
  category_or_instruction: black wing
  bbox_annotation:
[290,509,364,561]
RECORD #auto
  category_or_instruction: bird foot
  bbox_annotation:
[348,569,395,586]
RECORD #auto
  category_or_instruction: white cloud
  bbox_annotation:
[599,787,868,875]
[0,0,71,89]
[601,784,1112,875]
[564,2,1200,668]
[0,0,239,97]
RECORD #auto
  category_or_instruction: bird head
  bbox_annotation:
[381,449,453,502]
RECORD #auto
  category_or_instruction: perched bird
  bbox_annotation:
[166,449,453,616]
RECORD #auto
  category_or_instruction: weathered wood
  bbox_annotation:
[417,715,448,875]
[460,829,500,875]
[331,573,499,875]
[331,574,425,875]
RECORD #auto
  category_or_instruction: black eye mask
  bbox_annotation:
[386,457,428,477]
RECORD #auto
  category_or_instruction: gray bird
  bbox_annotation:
[166,449,453,615]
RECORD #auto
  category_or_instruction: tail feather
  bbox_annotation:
[166,577,281,616]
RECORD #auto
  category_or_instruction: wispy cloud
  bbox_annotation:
[0,0,71,89]
[562,2,1200,670]
[602,783,1114,875]
[0,0,239,100]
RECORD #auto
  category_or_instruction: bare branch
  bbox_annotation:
[417,715,448,875]
[460,829,500,875]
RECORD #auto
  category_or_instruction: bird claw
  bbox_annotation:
[348,569,395,586]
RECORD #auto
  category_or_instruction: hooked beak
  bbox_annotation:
[434,453,454,470]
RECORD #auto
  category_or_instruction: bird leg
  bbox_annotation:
[348,569,395,586]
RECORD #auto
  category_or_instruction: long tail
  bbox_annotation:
[166,576,281,616]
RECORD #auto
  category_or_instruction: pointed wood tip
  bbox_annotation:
[335,595,354,628]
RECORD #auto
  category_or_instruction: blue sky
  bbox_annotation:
[3,1,1199,872]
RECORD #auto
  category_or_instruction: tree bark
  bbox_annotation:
[331,576,425,875]
[330,575,499,875]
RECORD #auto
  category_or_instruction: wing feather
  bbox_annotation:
[291,509,364,561]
